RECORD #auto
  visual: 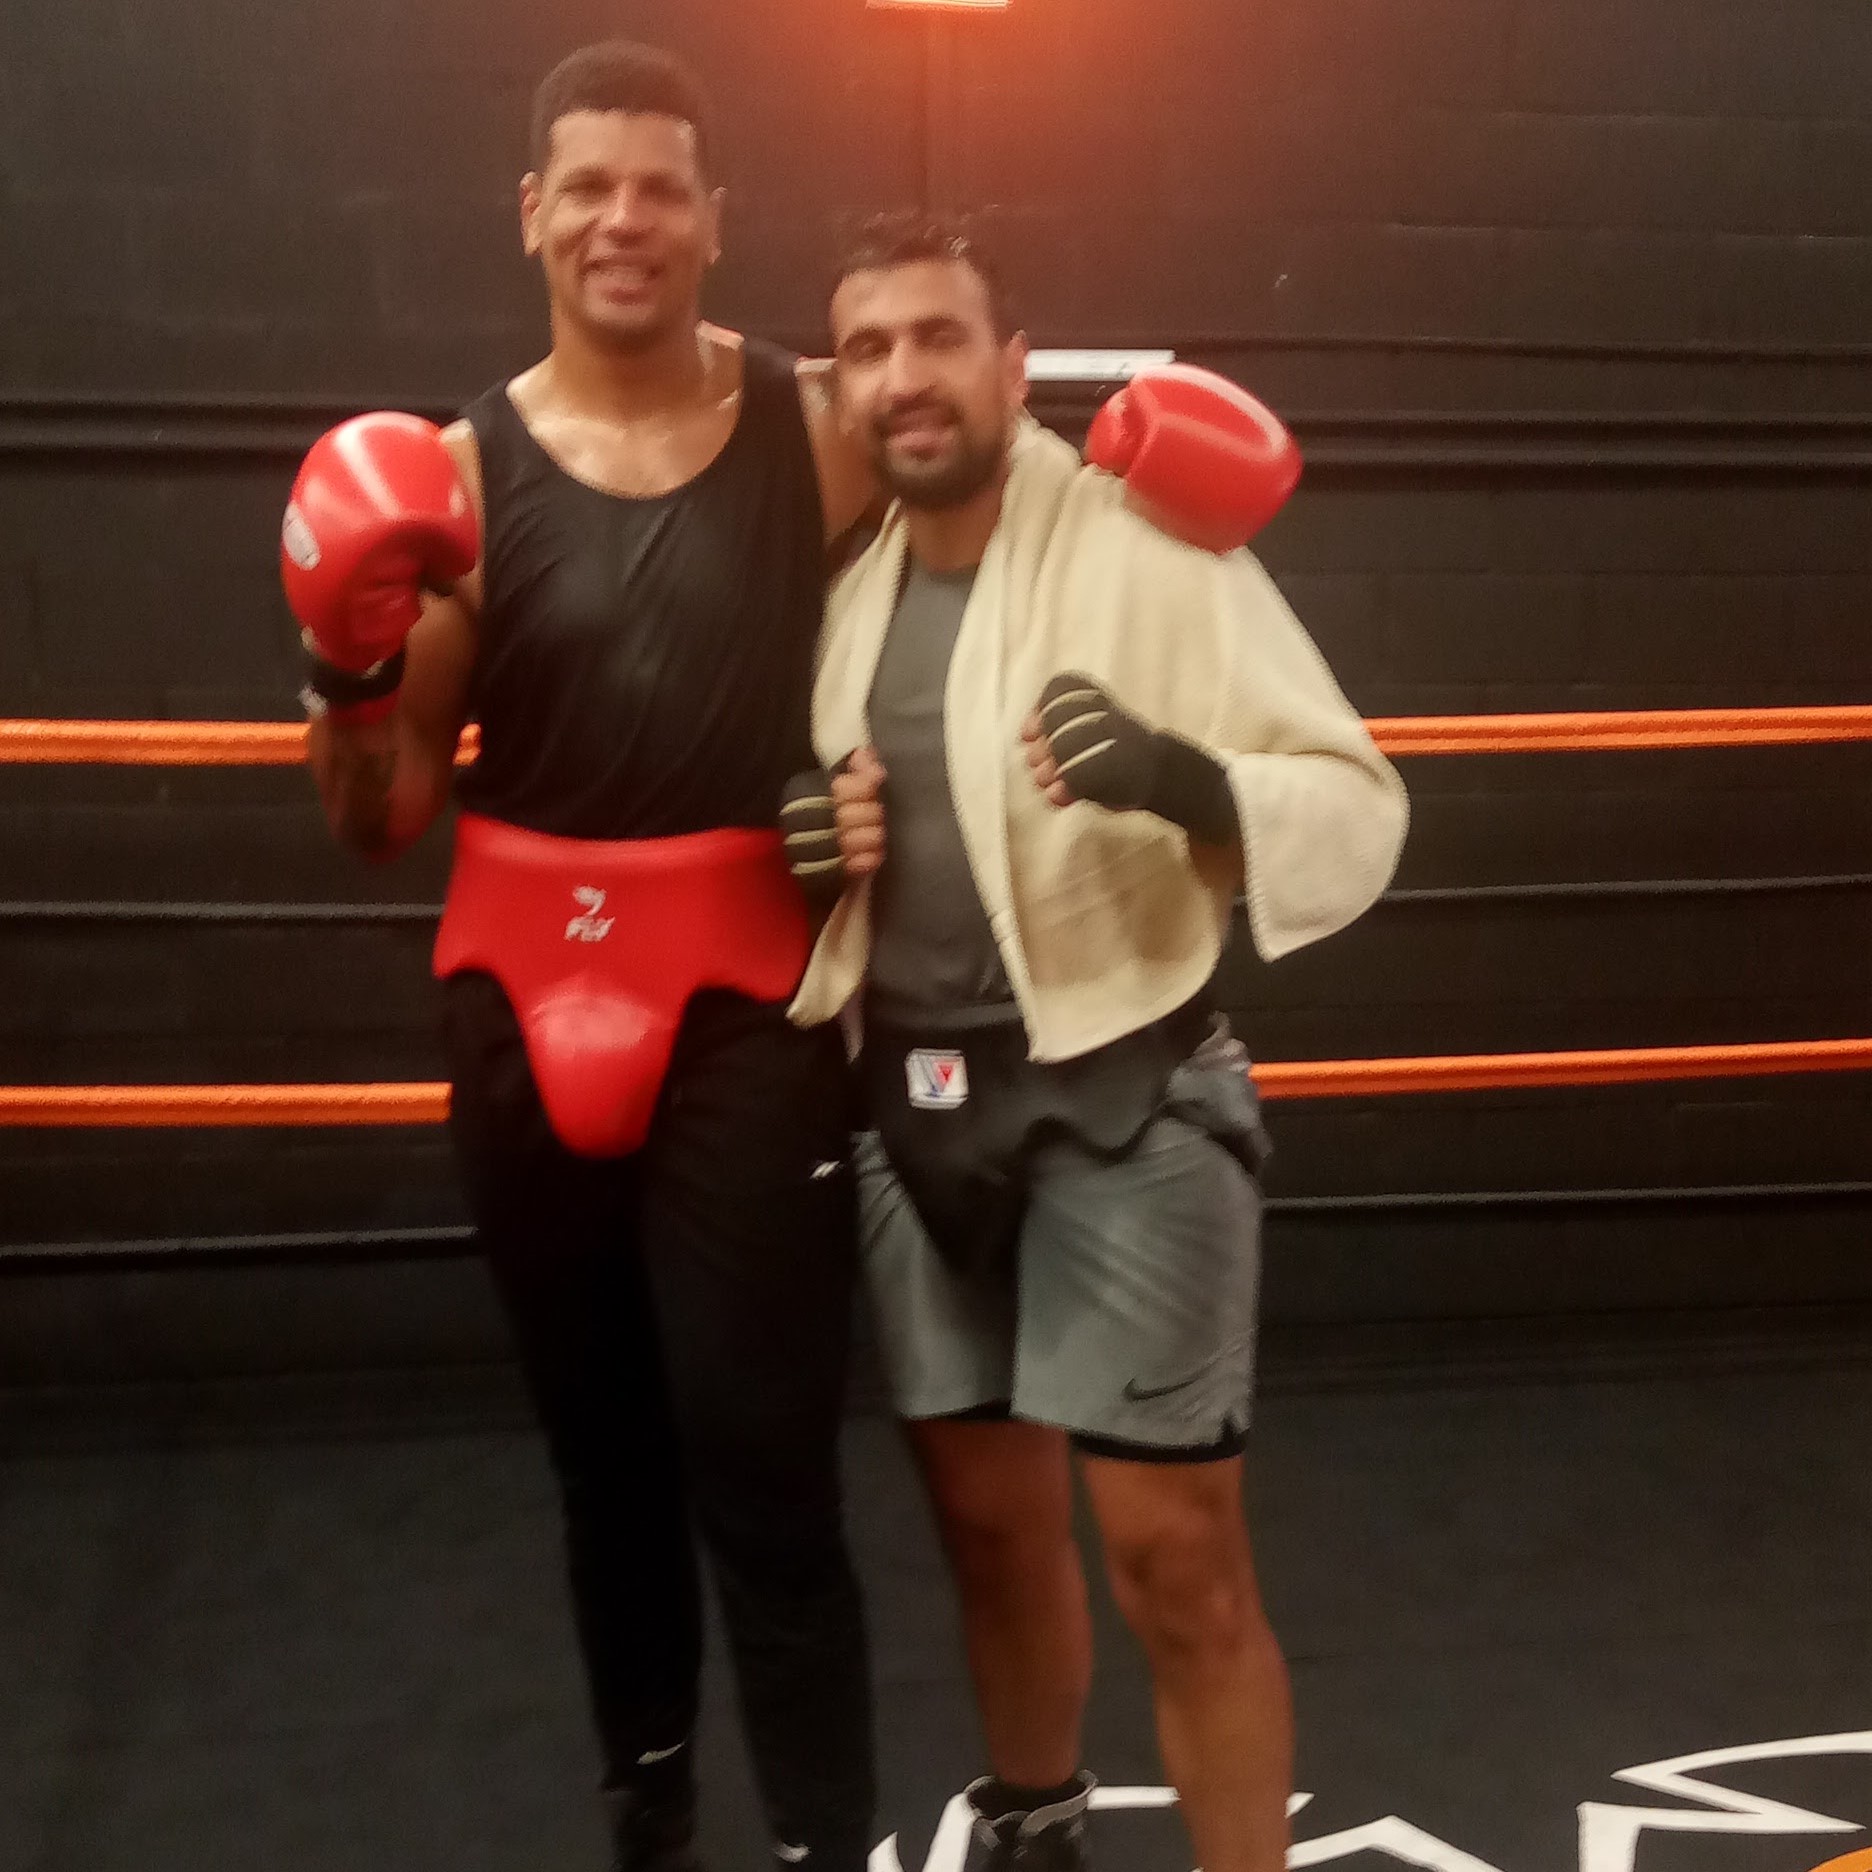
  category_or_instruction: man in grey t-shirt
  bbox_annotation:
[779,216,1300,1872]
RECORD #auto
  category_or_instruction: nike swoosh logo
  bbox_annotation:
[636,1743,686,1765]
[1124,1341,1247,1404]
[1122,1372,1208,1403]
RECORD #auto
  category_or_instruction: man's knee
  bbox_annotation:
[1103,1500,1266,1665]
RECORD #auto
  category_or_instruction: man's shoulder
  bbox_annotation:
[1052,447,1235,576]
[461,361,545,433]
[830,517,895,596]
[708,323,809,393]
[1040,452,1298,643]
[823,512,909,636]
[700,322,769,387]
[793,352,834,411]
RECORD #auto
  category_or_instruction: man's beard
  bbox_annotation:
[870,404,1005,509]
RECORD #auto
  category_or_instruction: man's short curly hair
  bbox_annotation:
[832,212,1015,338]
[530,40,713,179]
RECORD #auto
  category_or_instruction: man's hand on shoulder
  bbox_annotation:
[1085,364,1300,556]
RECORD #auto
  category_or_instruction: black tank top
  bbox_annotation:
[455,339,825,838]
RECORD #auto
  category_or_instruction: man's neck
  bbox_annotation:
[543,314,711,422]
[903,466,1008,576]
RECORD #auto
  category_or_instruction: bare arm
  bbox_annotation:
[307,592,474,860]
[306,420,483,862]
[797,357,881,545]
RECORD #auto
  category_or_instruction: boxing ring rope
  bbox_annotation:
[1,1084,452,1126]
[1367,705,1872,755]
[2,701,1867,1128]
[6,704,1872,765]
[4,1038,1872,1128]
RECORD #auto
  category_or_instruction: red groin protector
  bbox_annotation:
[434,813,813,1157]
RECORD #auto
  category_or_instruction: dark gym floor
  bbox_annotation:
[2,1350,1869,1872]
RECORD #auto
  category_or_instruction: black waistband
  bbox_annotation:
[863,990,1213,1066]
[862,989,1023,1035]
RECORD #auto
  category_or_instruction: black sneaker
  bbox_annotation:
[965,1772,1095,1872]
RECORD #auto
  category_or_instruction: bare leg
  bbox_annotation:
[1080,1453,1292,1872]
[910,1416,1094,1787]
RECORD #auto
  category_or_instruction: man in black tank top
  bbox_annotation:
[300,42,879,1872]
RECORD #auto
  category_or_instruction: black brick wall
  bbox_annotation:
[2,0,1868,1368]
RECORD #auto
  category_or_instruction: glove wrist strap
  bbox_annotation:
[299,643,407,726]
[1144,731,1240,848]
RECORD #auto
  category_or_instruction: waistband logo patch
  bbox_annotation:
[906,1049,969,1110]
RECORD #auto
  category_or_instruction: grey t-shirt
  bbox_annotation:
[860,561,1222,1169]
[866,559,1017,1024]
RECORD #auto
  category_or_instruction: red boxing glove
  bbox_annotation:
[281,412,478,680]
[1085,364,1300,554]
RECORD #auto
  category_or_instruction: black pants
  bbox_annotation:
[444,974,874,1867]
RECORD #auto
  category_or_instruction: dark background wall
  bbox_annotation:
[2,0,1868,1378]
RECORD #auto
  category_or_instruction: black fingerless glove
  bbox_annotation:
[1036,672,1239,848]
[779,762,848,914]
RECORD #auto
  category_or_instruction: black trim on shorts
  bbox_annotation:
[1072,1421,1249,1465]
[929,1401,1249,1464]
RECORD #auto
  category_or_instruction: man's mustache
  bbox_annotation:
[874,397,962,439]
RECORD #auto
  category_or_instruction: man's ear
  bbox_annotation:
[704,186,726,267]
[519,173,544,257]
[1005,330,1032,409]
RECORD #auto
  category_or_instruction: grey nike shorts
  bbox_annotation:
[854,1023,1267,1459]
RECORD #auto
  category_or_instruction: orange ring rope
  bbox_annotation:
[1368,705,1872,754]
[4,1040,1868,1127]
[0,1083,451,1127]
[3,708,1870,766]
[1250,1037,1872,1099]
[0,720,483,766]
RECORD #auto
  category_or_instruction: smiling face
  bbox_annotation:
[829,257,1028,509]
[521,108,722,352]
